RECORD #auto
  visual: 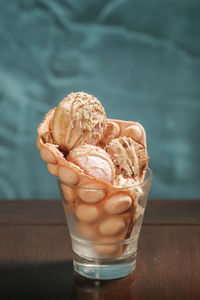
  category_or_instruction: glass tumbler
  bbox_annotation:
[58,168,152,280]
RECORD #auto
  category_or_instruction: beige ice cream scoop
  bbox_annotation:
[106,136,149,179]
[52,91,106,152]
[67,144,115,184]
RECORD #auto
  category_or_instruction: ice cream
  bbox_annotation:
[67,144,115,184]
[37,91,150,259]
[106,136,149,179]
[52,91,106,151]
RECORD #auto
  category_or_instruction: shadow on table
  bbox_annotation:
[0,261,137,300]
[0,261,74,300]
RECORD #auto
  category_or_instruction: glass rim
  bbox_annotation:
[58,167,152,191]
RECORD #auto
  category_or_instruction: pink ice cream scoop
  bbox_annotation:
[67,144,115,184]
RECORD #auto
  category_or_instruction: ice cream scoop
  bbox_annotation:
[67,144,115,184]
[106,136,149,178]
[52,91,106,152]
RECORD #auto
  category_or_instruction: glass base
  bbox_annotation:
[73,252,136,280]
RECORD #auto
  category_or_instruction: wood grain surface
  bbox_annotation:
[0,200,199,300]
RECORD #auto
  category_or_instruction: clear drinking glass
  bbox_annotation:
[58,168,152,280]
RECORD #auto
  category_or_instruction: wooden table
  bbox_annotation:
[0,200,199,300]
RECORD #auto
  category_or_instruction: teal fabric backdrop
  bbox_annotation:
[0,0,200,199]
